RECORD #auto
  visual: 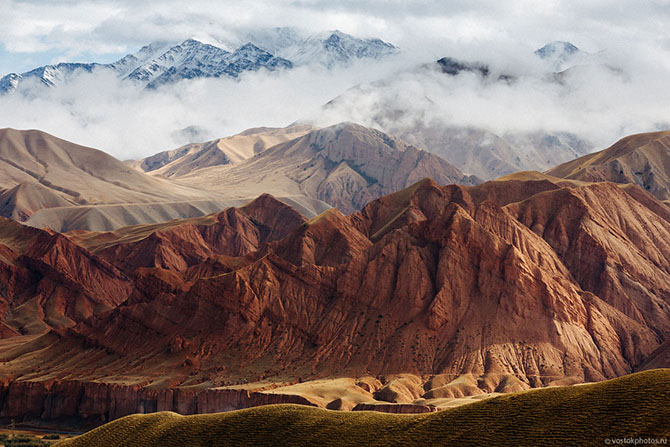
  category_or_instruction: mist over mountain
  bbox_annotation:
[0,24,668,166]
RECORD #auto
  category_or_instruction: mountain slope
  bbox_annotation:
[0,128,216,220]
[1,172,670,426]
[547,130,670,200]
[0,217,131,334]
[176,122,480,214]
[0,128,329,231]
[395,125,590,180]
[0,129,215,216]
[131,125,313,177]
[132,40,293,88]
[0,40,291,92]
[319,58,592,180]
[263,29,398,68]
[55,370,670,447]
[71,194,308,274]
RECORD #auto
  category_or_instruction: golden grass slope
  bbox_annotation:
[56,369,670,447]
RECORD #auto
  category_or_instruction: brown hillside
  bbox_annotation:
[132,125,313,177]
[547,130,670,200]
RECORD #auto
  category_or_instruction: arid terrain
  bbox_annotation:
[0,131,669,430]
[2,4,670,445]
[0,124,477,231]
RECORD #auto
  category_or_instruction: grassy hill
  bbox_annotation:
[56,369,670,447]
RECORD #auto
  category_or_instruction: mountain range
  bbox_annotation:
[0,39,602,186]
[142,122,480,214]
[1,31,669,436]
[0,123,476,231]
[0,130,670,427]
[0,29,398,93]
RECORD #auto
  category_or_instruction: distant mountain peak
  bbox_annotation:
[535,41,586,72]
[0,29,398,93]
[535,41,579,58]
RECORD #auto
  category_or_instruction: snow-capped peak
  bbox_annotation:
[535,41,586,72]
[262,28,398,68]
[535,41,579,59]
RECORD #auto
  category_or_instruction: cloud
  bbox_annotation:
[1,0,669,62]
[313,50,670,150]
[0,0,669,160]
[0,56,410,159]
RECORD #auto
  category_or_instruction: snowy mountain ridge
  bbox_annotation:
[0,28,398,93]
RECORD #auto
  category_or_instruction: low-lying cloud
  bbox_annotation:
[0,56,411,159]
[1,0,669,160]
[1,40,669,161]
[314,49,670,150]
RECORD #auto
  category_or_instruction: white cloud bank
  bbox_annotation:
[0,56,412,159]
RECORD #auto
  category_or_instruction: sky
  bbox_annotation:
[0,0,669,159]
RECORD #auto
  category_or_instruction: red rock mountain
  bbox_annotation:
[0,217,131,335]
[1,171,670,425]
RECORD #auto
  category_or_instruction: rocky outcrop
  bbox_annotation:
[0,218,131,334]
[0,379,316,426]
[95,194,306,273]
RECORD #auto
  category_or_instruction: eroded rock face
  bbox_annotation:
[0,217,131,334]
[1,175,670,424]
[0,379,316,427]
[95,194,307,273]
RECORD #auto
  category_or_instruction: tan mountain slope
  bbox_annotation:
[0,128,213,215]
[131,125,313,177]
[0,128,329,231]
[178,122,481,214]
[547,130,670,200]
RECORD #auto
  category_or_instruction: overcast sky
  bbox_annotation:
[2,0,669,73]
[0,0,669,159]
